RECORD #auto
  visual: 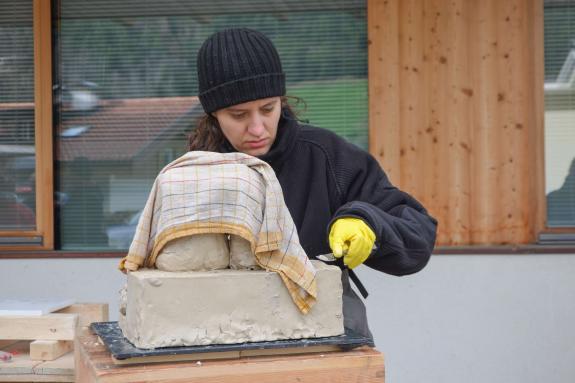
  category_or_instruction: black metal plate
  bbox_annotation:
[91,321,374,360]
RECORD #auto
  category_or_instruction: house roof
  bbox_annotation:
[57,96,199,161]
[0,96,200,161]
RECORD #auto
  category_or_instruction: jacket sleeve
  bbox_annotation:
[327,138,438,276]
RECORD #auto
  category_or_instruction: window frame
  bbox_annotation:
[0,0,54,251]
[537,0,575,244]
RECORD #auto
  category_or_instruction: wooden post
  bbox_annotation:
[30,340,74,361]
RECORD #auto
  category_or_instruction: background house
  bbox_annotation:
[56,96,201,248]
[1,1,575,382]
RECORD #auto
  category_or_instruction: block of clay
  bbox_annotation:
[119,260,343,349]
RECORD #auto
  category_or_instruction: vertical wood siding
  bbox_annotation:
[368,0,545,245]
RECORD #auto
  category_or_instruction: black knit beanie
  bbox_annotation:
[196,28,286,114]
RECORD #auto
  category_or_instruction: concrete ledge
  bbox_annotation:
[120,260,344,348]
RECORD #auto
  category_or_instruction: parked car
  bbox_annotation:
[106,211,142,249]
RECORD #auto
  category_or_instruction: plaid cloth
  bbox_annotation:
[119,151,317,313]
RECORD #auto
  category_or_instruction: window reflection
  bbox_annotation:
[55,1,367,250]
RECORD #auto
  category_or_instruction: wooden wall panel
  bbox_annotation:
[369,0,401,184]
[467,0,494,244]
[368,0,545,245]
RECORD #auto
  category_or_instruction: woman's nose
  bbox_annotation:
[247,114,265,136]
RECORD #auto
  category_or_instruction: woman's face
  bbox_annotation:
[212,97,281,157]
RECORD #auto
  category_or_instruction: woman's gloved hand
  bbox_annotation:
[329,217,376,269]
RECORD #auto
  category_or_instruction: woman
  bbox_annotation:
[189,28,437,339]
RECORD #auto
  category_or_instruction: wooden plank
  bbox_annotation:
[527,0,546,235]
[448,0,472,244]
[0,231,42,237]
[398,0,425,195]
[75,334,94,383]
[0,374,74,383]
[0,314,77,341]
[76,331,385,383]
[0,299,75,316]
[30,340,73,361]
[56,303,109,328]
[33,352,74,376]
[420,0,440,240]
[423,0,453,244]
[33,0,54,250]
[469,0,495,244]
[111,350,241,365]
[0,341,74,382]
[494,0,536,244]
[0,374,73,382]
[368,0,401,184]
[421,0,443,242]
[239,344,340,357]
[110,344,342,366]
[0,341,40,376]
[517,0,541,242]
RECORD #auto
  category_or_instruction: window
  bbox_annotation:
[544,0,575,230]
[0,0,368,251]
[0,0,53,249]
[0,1,35,232]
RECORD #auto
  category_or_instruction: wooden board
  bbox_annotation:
[30,340,74,361]
[92,322,373,365]
[0,303,109,382]
[0,299,75,316]
[0,341,74,382]
[56,303,109,328]
[76,330,385,383]
[0,314,78,341]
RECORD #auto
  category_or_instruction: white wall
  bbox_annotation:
[356,254,575,383]
[1,253,574,383]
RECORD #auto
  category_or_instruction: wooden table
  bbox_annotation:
[0,341,74,382]
[0,303,108,382]
[76,330,385,382]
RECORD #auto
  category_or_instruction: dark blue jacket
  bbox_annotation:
[222,111,438,340]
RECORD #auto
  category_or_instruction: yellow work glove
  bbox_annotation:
[329,218,376,269]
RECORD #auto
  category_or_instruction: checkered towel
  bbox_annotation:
[119,151,317,313]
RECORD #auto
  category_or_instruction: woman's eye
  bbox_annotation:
[262,107,274,114]
[231,113,246,119]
